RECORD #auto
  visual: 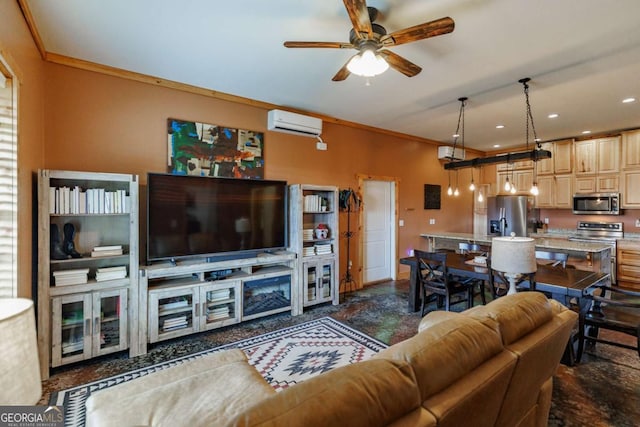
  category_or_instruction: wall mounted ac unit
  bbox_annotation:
[267,109,322,137]
[437,146,466,160]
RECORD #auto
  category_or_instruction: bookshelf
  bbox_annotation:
[37,170,138,379]
[289,184,340,310]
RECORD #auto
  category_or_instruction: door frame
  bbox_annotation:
[357,174,399,287]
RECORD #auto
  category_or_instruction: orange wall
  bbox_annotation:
[42,63,478,284]
[0,1,46,298]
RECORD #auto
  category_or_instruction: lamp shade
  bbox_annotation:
[0,298,42,404]
[491,236,537,274]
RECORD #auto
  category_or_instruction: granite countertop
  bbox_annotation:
[420,232,612,253]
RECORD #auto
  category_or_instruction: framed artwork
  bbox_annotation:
[167,118,264,179]
[424,184,441,209]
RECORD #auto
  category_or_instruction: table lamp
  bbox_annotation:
[491,235,537,295]
[0,298,42,404]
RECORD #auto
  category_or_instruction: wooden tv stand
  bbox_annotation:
[133,251,297,356]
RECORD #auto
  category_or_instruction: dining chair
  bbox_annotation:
[576,284,640,362]
[535,250,570,268]
[487,257,536,298]
[457,243,489,304]
[414,250,474,316]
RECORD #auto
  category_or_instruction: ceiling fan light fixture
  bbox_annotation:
[347,49,389,77]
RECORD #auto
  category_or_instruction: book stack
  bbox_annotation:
[303,194,325,212]
[208,289,231,302]
[53,268,90,286]
[159,298,189,313]
[314,243,332,255]
[207,306,230,321]
[303,229,314,241]
[91,245,123,257]
[303,246,316,257]
[49,186,130,215]
[95,265,127,282]
[162,316,188,332]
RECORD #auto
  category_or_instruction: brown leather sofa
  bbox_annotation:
[85,292,576,427]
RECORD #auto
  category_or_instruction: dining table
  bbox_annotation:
[400,252,611,313]
[400,252,611,365]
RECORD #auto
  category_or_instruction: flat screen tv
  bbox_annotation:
[147,173,288,263]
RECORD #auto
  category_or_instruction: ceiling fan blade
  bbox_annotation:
[284,41,354,49]
[332,60,352,81]
[378,50,422,77]
[380,17,455,46]
[343,0,372,39]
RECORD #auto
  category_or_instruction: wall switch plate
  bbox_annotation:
[399,219,404,227]
[544,218,549,224]
[429,219,436,225]
[635,219,640,228]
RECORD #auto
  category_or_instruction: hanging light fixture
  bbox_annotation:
[518,78,542,196]
[454,170,460,196]
[510,164,517,193]
[443,78,551,171]
[469,167,476,191]
[447,170,453,195]
[477,189,484,203]
[346,48,389,77]
[504,162,512,192]
[447,97,467,196]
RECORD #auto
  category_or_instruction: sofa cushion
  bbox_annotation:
[86,349,274,427]
[465,292,553,345]
[231,358,428,427]
[376,314,503,401]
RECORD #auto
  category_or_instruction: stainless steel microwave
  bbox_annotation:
[572,193,620,215]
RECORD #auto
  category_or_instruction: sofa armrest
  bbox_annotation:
[86,349,274,427]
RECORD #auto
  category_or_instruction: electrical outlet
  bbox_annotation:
[635,219,640,228]
[544,218,549,224]
[399,219,404,227]
[429,218,436,225]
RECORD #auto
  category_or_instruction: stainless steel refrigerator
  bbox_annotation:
[487,195,539,237]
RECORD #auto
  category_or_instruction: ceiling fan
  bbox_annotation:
[284,0,455,81]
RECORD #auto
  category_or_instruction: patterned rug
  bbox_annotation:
[49,316,387,427]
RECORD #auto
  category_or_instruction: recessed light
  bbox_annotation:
[496,125,505,129]
[493,144,500,148]
[548,113,559,119]
[582,130,592,134]
[622,97,636,103]
[452,133,460,138]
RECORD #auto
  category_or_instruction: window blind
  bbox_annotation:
[0,75,17,297]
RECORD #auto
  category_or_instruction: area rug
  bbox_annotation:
[49,316,387,427]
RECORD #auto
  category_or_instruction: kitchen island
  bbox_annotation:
[419,232,612,277]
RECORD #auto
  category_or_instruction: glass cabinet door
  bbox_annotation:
[148,287,198,343]
[93,288,128,357]
[303,260,335,306]
[200,281,240,330]
[51,293,92,367]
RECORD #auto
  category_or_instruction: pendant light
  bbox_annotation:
[519,78,542,196]
[469,167,476,191]
[447,97,467,196]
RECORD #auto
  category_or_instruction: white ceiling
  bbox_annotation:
[24,0,640,152]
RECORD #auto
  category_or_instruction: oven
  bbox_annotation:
[568,221,622,284]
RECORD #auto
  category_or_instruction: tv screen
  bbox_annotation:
[147,173,288,262]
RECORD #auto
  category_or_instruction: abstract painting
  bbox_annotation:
[167,118,264,178]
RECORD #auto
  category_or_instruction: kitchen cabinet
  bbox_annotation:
[617,239,640,291]
[536,175,572,208]
[622,171,640,208]
[497,169,533,194]
[622,130,640,170]
[537,139,573,176]
[574,136,620,175]
[574,174,619,194]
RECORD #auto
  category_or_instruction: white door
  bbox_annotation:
[363,180,395,283]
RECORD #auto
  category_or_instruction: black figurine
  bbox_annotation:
[62,223,82,258]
